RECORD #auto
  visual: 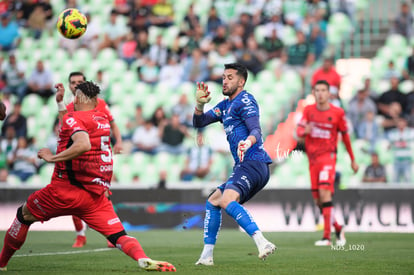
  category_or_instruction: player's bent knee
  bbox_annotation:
[107,230,127,246]
[17,205,35,225]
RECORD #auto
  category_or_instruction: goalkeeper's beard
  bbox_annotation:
[222,86,238,97]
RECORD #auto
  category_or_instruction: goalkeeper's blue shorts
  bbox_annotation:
[217,160,270,204]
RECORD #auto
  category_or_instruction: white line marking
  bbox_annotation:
[15,248,113,257]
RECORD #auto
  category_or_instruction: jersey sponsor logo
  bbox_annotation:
[100,164,113,172]
[213,107,221,117]
[224,124,234,135]
[93,115,106,122]
[107,217,121,225]
[8,218,22,238]
[310,126,331,139]
[66,117,77,128]
[92,177,110,188]
[97,122,110,130]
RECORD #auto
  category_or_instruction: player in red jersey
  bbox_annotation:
[0,82,176,272]
[55,72,123,248]
[296,80,359,246]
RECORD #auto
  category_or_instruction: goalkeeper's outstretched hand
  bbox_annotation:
[237,139,252,162]
[195,82,211,112]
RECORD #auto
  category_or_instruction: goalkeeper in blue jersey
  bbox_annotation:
[193,63,276,266]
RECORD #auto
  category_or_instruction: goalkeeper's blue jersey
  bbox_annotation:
[207,90,272,165]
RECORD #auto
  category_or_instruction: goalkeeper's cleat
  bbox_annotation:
[335,226,346,246]
[72,235,86,248]
[314,238,332,246]
[195,256,214,266]
[258,241,276,260]
[138,258,176,272]
[107,239,115,248]
[0,266,6,271]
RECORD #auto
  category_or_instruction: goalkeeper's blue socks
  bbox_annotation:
[225,201,259,236]
[199,201,222,259]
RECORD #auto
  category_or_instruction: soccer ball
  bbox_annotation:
[56,8,87,39]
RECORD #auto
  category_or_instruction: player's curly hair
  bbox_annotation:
[75,81,100,103]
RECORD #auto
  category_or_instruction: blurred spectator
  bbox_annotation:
[181,48,209,83]
[1,102,27,138]
[228,23,245,53]
[208,42,236,83]
[0,126,18,165]
[113,0,131,16]
[159,54,183,90]
[26,59,54,101]
[264,12,285,39]
[15,0,37,27]
[348,89,377,134]
[95,70,110,103]
[159,114,189,155]
[387,117,414,183]
[180,131,213,181]
[128,0,151,34]
[120,32,138,68]
[149,0,174,28]
[286,31,315,84]
[311,57,341,91]
[9,137,39,182]
[261,29,284,59]
[391,2,413,40]
[65,0,81,9]
[0,12,20,52]
[125,104,144,139]
[206,6,223,37]
[382,60,401,80]
[171,93,193,127]
[362,77,379,100]
[45,118,59,154]
[79,12,100,58]
[38,0,54,34]
[99,9,128,51]
[131,119,160,155]
[331,0,357,25]
[151,106,167,127]
[148,34,169,67]
[184,25,206,54]
[135,29,150,60]
[307,0,328,19]
[236,36,266,76]
[138,57,159,85]
[381,102,404,136]
[402,47,414,80]
[27,4,46,39]
[237,12,256,43]
[377,77,407,118]
[356,110,381,151]
[362,152,387,183]
[1,54,27,101]
[282,0,307,26]
[309,24,326,59]
[210,25,228,49]
[182,3,200,36]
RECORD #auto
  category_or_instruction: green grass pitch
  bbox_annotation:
[1,230,413,274]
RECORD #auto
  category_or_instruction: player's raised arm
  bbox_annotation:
[193,82,221,128]
[38,131,91,163]
[55,83,68,121]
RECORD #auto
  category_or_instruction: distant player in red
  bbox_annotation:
[296,80,359,246]
[0,82,175,272]
[55,72,123,248]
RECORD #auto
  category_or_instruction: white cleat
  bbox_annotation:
[314,239,332,246]
[195,257,214,266]
[336,227,346,246]
[258,242,277,260]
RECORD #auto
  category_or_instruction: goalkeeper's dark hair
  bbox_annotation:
[75,81,100,99]
[68,71,86,82]
[224,63,248,83]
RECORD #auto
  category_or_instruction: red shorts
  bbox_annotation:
[26,179,124,236]
[309,156,336,200]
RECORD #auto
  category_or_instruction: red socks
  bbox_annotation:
[72,216,85,232]
[0,217,30,268]
[322,202,333,240]
[116,235,148,261]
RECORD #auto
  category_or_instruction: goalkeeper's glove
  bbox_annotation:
[195,82,211,112]
[237,139,252,162]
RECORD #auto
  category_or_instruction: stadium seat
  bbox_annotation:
[22,94,44,117]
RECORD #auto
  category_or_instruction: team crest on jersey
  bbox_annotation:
[328,117,332,121]
[213,107,221,117]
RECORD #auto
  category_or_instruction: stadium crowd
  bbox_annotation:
[0,0,412,186]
